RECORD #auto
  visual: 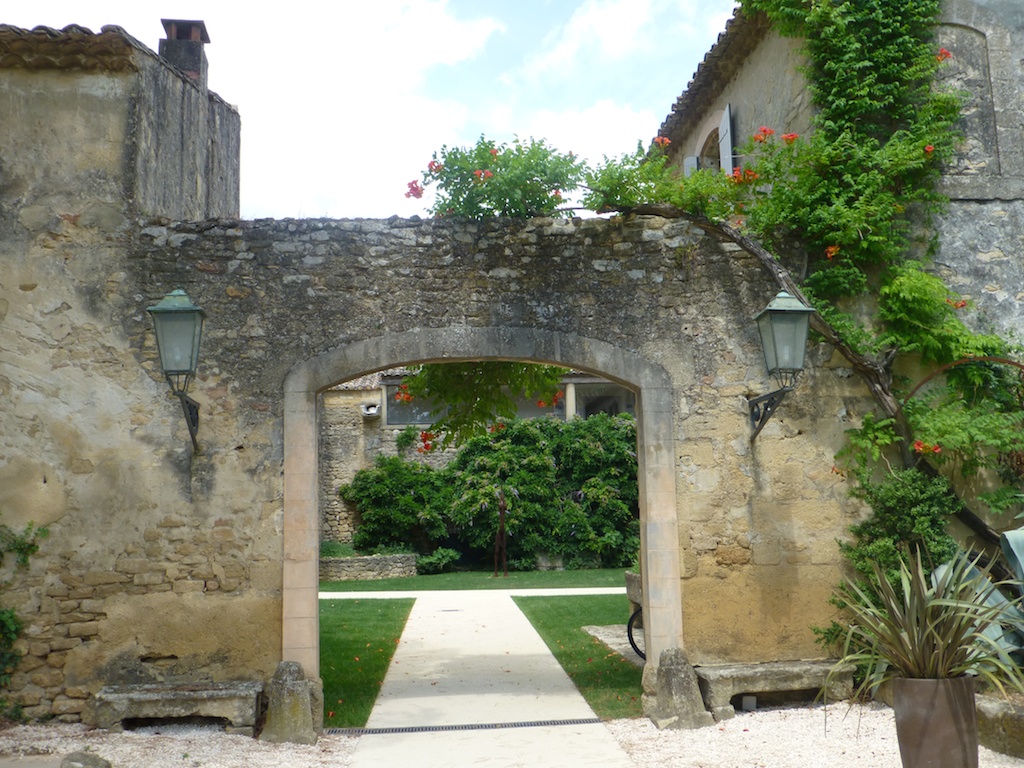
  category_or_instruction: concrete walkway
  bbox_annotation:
[321,588,637,768]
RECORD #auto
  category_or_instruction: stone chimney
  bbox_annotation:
[159,19,210,89]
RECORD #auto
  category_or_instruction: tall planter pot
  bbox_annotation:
[893,677,978,768]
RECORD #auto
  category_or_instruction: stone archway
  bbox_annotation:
[280,325,683,681]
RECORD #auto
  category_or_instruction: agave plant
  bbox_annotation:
[830,548,1024,700]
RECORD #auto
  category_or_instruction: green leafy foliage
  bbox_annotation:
[340,415,639,570]
[341,456,453,554]
[836,414,902,479]
[828,549,1024,698]
[878,264,1005,362]
[841,469,960,587]
[446,418,562,564]
[0,517,48,689]
[448,414,639,568]
[400,362,565,448]
[418,135,585,220]
[905,396,1024,479]
[394,425,419,452]
[415,547,461,575]
[584,140,747,222]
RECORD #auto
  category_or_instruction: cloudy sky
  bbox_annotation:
[6,1,738,219]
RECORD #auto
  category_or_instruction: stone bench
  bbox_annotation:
[92,681,264,735]
[694,661,853,721]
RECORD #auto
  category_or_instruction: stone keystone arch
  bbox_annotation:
[281,325,683,680]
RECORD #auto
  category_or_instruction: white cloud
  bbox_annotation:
[221,2,505,218]
[3,0,738,218]
[524,0,652,79]
[523,99,658,166]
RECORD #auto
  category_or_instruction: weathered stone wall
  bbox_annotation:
[130,53,241,220]
[319,390,380,543]
[319,555,417,582]
[1,198,885,720]
[0,26,262,723]
[0,25,239,222]
[0,67,133,234]
[935,2,1024,340]
[4,2,1023,724]
[318,387,457,543]
[120,215,876,671]
[936,201,1024,340]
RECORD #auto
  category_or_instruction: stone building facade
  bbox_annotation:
[660,0,1024,341]
[0,4,1021,727]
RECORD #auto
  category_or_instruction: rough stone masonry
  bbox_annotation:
[2,12,1021,727]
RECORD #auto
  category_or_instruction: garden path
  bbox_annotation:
[322,588,636,768]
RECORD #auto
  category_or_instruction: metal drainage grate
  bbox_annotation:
[327,717,602,736]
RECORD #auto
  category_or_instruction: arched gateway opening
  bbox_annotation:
[281,325,683,681]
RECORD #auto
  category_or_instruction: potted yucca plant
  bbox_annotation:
[828,548,1024,768]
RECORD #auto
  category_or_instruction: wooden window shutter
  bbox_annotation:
[718,104,734,172]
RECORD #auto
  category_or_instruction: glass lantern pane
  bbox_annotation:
[770,313,805,370]
[155,313,201,373]
[757,312,778,372]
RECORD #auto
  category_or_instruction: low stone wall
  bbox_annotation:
[319,555,417,582]
[978,694,1024,759]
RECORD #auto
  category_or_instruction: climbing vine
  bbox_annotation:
[402,0,1024,535]
[735,0,1024,524]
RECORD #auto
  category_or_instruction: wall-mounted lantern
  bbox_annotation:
[147,289,205,451]
[749,290,813,440]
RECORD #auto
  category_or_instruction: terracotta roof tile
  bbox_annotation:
[0,22,236,110]
[0,23,144,71]
[658,9,771,149]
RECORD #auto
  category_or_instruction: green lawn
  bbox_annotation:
[319,567,630,592]
[514,593,644,720]
[318,569,641,727]
[319,598,414,729]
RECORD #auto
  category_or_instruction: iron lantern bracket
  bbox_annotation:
[178,393,200,452]
[748,387,793,441]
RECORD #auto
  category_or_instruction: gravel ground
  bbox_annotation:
[2,703,1023,768]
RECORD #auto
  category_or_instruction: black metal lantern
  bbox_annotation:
[147,289,205,450]
[749,291,813,439]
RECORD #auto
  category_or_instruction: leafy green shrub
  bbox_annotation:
[340,456,453,554]
[319,541,356,559]
[446,418,562,563]
[417,135,585,220]
[394,425,419,452]
[842,468,960,586]
[416,547,460,575]
[553,414,639,568]
[0,518,48,690]
[817,468,961,648]
[341,415,639,569]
